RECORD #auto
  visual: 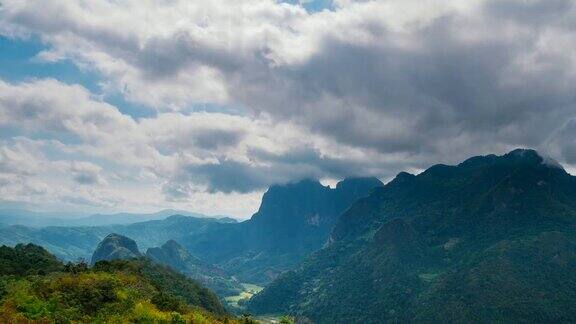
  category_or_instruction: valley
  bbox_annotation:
[3,149,576,323]
[1,1,571,322]
[225,283,264,309]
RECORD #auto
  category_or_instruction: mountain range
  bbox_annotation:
[0,149,576,324]
[0,208,233,227]
[5,149,576,322]
[0,177,382,287]
[248,149,576,323]
[0,214,234,261]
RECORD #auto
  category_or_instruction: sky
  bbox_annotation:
[1,0,576,219]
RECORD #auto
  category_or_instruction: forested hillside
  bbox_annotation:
[0,243,248,322]
[182,177,383,284]
[249,149,576,323]
[0,215,232,261]
[147,239,244,298]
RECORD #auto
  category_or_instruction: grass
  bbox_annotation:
[224,283,264,309]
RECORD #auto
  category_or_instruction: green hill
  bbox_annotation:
[249,149,576,323]
[0,243,64,276]
[0,244,251,322]
[146,239,244,298]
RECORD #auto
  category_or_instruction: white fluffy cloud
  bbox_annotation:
[0,79,402,216]
[1,0,576,215]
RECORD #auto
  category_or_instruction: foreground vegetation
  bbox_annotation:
[0,243,256,323]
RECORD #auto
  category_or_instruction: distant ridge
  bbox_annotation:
[0,215,235,262]
[0,208,236,227]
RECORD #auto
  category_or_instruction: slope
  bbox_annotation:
[0,244,242,322]
[182,177,383,284]
[249,149,576,323]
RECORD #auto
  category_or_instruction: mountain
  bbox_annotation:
[91,233,142,264]
[83,209,235,226]
[249,149,576,323]
[0,244,246,322]
[0,208,234,227]
[146,240,243,297]
[182,177,383,284]
[0,177,382,286]
[0,215,234,262]
[0,208,88,227]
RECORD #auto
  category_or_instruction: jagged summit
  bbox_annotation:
[264,177,383,193]
[251,177,383,225]
[183,176,384,284]
[335,177,383,195]
[162,239,182,249]
[390,171,416,185]
[508,149,565,170]
[460,148,565,171]
[503,148,548,165]
[146,239,202,272]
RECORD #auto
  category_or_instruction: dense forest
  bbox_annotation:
[249,149,576,323]
[0,243,261,323]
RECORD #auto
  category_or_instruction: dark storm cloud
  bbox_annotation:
[73,173,99,185]
[192,128,246,150]
[163,160,296,197]
[224,1,576,168]
[163,144,411,196]
[136,32,244,79]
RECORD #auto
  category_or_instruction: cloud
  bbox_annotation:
[69,161,106,185]
[1,0,576,215]
[0,138,119,209]
[0,78,401,215]
[2,0,576,164]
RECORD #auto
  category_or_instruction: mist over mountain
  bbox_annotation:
[4,149,576,322]
[249,149,576,323]
[5,0,576,322]
[0,208,235,227]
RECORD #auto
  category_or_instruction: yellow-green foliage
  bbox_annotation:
[0,244,254,323]
[0,272,243,323]
[279,316,295,324]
